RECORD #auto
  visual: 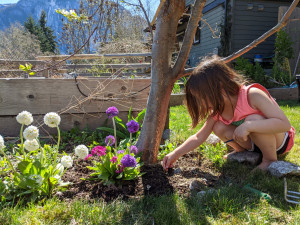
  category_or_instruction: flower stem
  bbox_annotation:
[20,124,26,160]
[112,118,117,150]
[36,138,44,165]
[53,126,60,170]
[130,133,132,148]
[0,148,17,174]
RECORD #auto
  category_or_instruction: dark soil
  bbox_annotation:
[59,152,221,202]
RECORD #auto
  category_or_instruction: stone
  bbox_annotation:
[162,129,171,140]
[189,180,203,191]
[174,168,182,174]
[205,134,221,146]
[268,161,300,177]
[227,151,262,166]
[197,189,217,198]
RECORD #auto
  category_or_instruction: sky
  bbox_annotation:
[0,0,19,3]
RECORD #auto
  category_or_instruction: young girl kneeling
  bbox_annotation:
[163,56,295,171]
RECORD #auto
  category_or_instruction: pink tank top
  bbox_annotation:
[213,83,295,153]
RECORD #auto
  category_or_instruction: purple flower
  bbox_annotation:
[106,107,119,119]
[91,146,106,156]
[126,120,139,133]
[117,150,124,154]
[84,154,93,161]
[105,135,115,146]
[130,145,138,155]
[120,154,137,167]
[110,156,118,163]
[116,164,124,173]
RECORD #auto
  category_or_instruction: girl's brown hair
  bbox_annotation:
[185,56,246,128]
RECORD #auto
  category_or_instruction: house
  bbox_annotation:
[179,0,299,67]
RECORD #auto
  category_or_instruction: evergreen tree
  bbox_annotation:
[24,11,58,53]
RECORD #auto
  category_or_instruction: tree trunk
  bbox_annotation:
[136,0,185,164]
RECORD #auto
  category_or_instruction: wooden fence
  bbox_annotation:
[0,53,152,136]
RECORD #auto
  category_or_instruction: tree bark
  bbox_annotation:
[136,0,185,163]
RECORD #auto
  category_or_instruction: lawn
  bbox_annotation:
[1,101,300,224]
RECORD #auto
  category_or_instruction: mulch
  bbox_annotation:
[59,151,222,202]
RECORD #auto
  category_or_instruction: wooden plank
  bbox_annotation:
[36,53,152,61]
[0,78,151,115]
[64,63,151,70]
[0,59,46,65]
[0,111,138,137]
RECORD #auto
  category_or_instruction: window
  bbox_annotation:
[193,21,201,44]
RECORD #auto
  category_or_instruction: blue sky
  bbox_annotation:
[1,0,19,3]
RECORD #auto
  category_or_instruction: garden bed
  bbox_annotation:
[59,151,221,202]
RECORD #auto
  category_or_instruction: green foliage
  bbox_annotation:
[234,57,272,88]
[19,64,35,76]
[24,11,58,53]
[271,29,294,86]
[86,146,143,185]
[199,143,227,168]
[172,77,187,94]
[157,141,177,161]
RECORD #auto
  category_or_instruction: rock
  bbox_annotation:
[205,134,221,146]
[227,151,262,166]
[197,189,217,198]
[162,129,171,140]
[189,180,203,191]
[174,168,182,174]
[268,161,300,177]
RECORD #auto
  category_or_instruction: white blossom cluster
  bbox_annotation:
[16,111,33,125]
[75,145,89,159]
[61,155,73,168]
[23,125,39,140]
[0,135,4,150]
[205,134,221,146]
[44,112,61,128]
[24,139,39,151]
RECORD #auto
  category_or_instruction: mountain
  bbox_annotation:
[0,0,80,38]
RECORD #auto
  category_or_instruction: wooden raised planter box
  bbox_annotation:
[0,77,151,136]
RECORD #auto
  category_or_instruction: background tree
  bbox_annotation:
[0,23,42,60]
[24,11,58,53]
[59,0,119,54]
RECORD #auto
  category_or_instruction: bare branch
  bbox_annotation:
[172,0,207,78]
[137,0,153,42]
[223,0,300,63]
[33,26,98,74]
[200,18,221,39]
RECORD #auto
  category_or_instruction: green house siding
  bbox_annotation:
[231,0,293,59]
[187,4,224,66]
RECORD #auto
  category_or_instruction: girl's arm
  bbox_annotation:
[163,116,216,170]
[234,87,291,141]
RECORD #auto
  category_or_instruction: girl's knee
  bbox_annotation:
[212,121,228,137]
[245,114,265,122]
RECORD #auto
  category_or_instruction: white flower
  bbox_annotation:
[206,134,221,146]
[23,125,39,140]
[75,145,89,159]
[0,135,4,150]
[24,139,39,151]
[16,111,33,125]
[61,155,73,168]
[44,112,61,128]
[55,163,65,175]
[54,174,61,182]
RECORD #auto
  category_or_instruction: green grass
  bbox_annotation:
[1,101,300,224]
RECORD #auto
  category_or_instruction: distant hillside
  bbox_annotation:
[0,0,80,37]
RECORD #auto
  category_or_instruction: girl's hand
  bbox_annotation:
[233,122,250,142]
[163,152,178,171]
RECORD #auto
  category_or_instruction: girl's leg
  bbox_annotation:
[245,114,286,170]
[212,121,252,155]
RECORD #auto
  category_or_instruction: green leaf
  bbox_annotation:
[29,72,36,76]
[97,127,126,139]
[17,161,32,174]
[19,65,25,70]
[128,106,133,122]
[135,108,146,124]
